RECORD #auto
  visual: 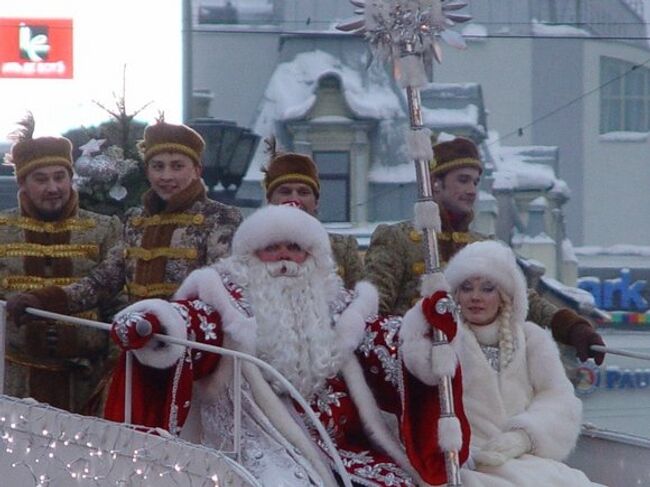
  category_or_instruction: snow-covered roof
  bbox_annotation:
[486,132,568,196]
[247,50,403,181]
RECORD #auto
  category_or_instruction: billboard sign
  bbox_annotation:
[0,18,73,79]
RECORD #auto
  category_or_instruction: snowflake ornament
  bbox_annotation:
[337,0,471,63]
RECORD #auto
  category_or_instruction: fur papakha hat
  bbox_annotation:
[139,118,205,166]
[5,113,73,182]
[262,137,320,200]
[444,240,528,325]
[232,204,332,269]
[430,137,482,177]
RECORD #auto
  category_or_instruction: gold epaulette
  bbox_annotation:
[124,247,198,261]
[2,275,79,291]
[126,282,179,298]
[0,243,99,258]
[0,216,96,233]
[130,213,205,228]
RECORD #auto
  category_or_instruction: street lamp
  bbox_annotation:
[189,117,261,206]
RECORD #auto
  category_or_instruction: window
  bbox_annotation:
[600,56,650,133]
[313,151,350,222]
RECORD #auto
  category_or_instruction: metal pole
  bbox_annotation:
[0,302,5,395]
[402,41,461,486]
[182,0,193,122]
[233,356,242,463]
[125,351,133,425]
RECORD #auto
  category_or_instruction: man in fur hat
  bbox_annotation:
[1,114,122,412]
[104,204,470,487]
[9,117,242,314]
[263,144,363,289]
[364,136,606,366]
[8,118,242,411]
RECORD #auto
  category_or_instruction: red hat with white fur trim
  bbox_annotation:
[232,204,333,269]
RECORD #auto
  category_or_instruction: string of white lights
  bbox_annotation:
[0,396,252,486]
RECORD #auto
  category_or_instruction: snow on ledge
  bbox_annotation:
[599,131,649,143]
[531,20,591,37]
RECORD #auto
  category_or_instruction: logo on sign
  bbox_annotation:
[19,23,50,62]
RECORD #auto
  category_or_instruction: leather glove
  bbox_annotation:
[474,430,532,467]
[568,321,605,365]
[111,312,161,351]
[6,292,43,327]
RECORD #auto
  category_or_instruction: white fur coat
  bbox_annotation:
[458,320,601,487]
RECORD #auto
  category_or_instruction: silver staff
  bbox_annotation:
[338,1,471,484]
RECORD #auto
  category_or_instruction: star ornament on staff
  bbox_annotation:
[336,0,471,69]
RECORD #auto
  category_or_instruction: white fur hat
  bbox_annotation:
[444,240,528,325]
[232,205,333,269]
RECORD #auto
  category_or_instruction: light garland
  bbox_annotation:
[0,396,249,486]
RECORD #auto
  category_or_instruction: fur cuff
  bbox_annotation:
[406,127,434,161]
[420,273,450,296]
[175,267,257,353]
[414,201,441,233]
[336,281,378,354]
[431,343,459,379]
[401,303,458,385]
[175,267,247,323]
[115,299,187,369]
[438,416,463,452]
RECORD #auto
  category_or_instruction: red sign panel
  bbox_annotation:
[0,18,73,79]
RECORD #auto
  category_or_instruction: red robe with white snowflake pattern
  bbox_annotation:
[105,286,470,486]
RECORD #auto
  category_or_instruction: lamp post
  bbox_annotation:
[189,117,261,206]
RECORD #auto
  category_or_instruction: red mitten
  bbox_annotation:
[421,291,458,341]
[111,312,162,351]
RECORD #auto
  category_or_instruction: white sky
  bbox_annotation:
[0,0,182,139]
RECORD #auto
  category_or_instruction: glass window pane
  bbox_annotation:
[601,58,622,95]
[600,99,620,132]
[314,151,350,175]
[626,70,644,96]
[319,179,349,222]
[624,100,643,131]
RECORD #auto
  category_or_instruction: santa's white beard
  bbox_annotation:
[217,255,344,399]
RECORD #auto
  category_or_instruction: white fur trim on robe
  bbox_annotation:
[336,281,378,355]
[340,357,430,486]
[506,323,582,460]
[460,321,581,461]
[400,299,459,385]
[174,266,257,353]
[115,299,187,369]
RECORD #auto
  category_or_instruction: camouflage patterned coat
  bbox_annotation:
[329,233,363,289]
[364,213,560,331]
[0,207,122,412]
[63,189,242,314]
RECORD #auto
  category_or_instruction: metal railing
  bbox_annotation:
[0,302,353,487]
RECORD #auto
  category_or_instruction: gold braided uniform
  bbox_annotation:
[329,233,363,290]
[364,214,565,332]
[0,208,122,412]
